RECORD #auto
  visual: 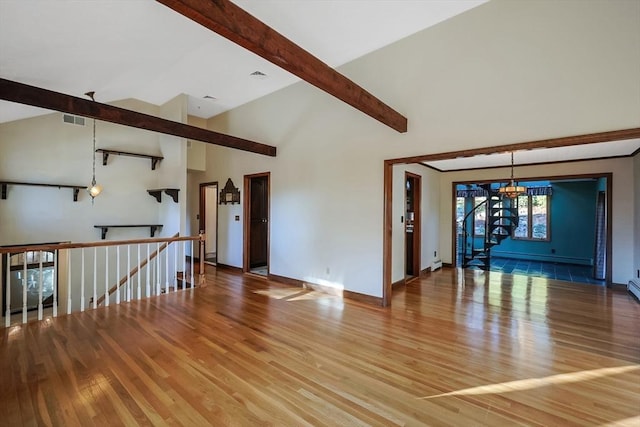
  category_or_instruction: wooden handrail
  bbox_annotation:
[0,235,201,254]
[95,232,179,306]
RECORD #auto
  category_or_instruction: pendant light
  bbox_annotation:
[498,151,526,199]
[85,91,102,202]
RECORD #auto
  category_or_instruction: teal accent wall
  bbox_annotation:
[493,180,598,265]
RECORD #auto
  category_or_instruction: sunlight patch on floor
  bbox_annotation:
[254,288,337,302]
[420,365,639,399]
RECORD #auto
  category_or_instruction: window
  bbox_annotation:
[513,195,550,240]
[2,250,57,315]
[456,197,465,234]
[473,197,486,236]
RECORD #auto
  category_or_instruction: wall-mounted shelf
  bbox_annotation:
[94,224,163,240]
[0,181,85,201]
[147,188,179,203]
[96,149,164,170]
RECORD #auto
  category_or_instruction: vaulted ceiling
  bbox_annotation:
[0,0,485,124]
[1,0,638,168]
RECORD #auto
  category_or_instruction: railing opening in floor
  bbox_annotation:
[1,234,204,327]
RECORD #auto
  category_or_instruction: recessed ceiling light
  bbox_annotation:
[250,70,267,79]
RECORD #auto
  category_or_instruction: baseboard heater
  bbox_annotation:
[431,260,443,271]
[628,280,640,301]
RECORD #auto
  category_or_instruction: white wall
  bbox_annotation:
[190,0,638,297]
[0,98,189,245]
[440,158,635,285]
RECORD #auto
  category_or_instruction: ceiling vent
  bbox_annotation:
[250,70,267,79]
[62,114,85,126]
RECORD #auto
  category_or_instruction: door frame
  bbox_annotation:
[199,181,218,264]
[405,172,421,279]
[243,172,270,273]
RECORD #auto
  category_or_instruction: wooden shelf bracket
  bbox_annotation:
[147,188,179,203]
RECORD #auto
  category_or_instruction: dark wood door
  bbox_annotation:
[249,176,268,268]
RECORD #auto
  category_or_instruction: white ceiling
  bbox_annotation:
[0,0,486,124]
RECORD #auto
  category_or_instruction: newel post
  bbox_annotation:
[198,233,206,287]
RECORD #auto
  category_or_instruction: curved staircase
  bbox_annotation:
[462,187,519,270]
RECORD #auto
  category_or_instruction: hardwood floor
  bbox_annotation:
[1,266,639,426]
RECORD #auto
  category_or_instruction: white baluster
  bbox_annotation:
[22,252,27,324]
[53,251,58,317]
[165,242,169,292]
[190,241,194,289]
[38,251,43,320]
[80,248,85,312]
[182,241,187,289]
[93,247,97,309]
[105,246,109,307]
[67,251,72,315]
[137,244,141,300]
[127,245,131,302]
[5,253,11,327]
[173,242,178,291]
[156,242,161,295]
[146,244,151,297]
[116,246,121,305]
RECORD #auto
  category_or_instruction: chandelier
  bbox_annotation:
[498,151,526,199]
[85,91,102,202]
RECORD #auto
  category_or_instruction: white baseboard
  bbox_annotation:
[431,260,443,271]
[628,280,640,301]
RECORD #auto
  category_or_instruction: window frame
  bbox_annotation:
[512,194,551,241]
[473,196,487,237]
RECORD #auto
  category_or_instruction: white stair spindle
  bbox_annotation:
[173,242,178,291]
[165,242,169,292]
[137,244,141,300]
[93,247,97,309]
[38,251,43,320]
[182,241,187,289]
[5,254,11,327]
[127,245,131,302]
[67,251,72,315]
[81,248,85,312]
[53,251,58,317]
[156,242,161,295]
[146,244,151,297]
[116,246,121,305]
[190,241,194,289]
[22,252,27,324]
[105,247,109,307]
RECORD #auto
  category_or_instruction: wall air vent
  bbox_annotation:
[250,70,267,79]
[62,114,85,126]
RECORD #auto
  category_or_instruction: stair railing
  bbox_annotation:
[461,198,489,268]
[1,234,204,327]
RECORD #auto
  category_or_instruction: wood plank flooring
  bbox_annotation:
[1,266,639,426]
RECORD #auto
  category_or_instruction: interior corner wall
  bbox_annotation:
[391,164,440,284]
[0,99,178,245]
[158,94,188,238]
[440,157,635,284]
[634,153,640,283]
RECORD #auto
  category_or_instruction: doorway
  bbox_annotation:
[244,172,270,276]
[405,172,421,279]
[199,182,218,265]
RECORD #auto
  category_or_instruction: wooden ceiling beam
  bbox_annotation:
[0,78,277,157]
[156,0,408,133]
[388,128,640,165]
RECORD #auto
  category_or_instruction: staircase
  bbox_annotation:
[461,188,519,270]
